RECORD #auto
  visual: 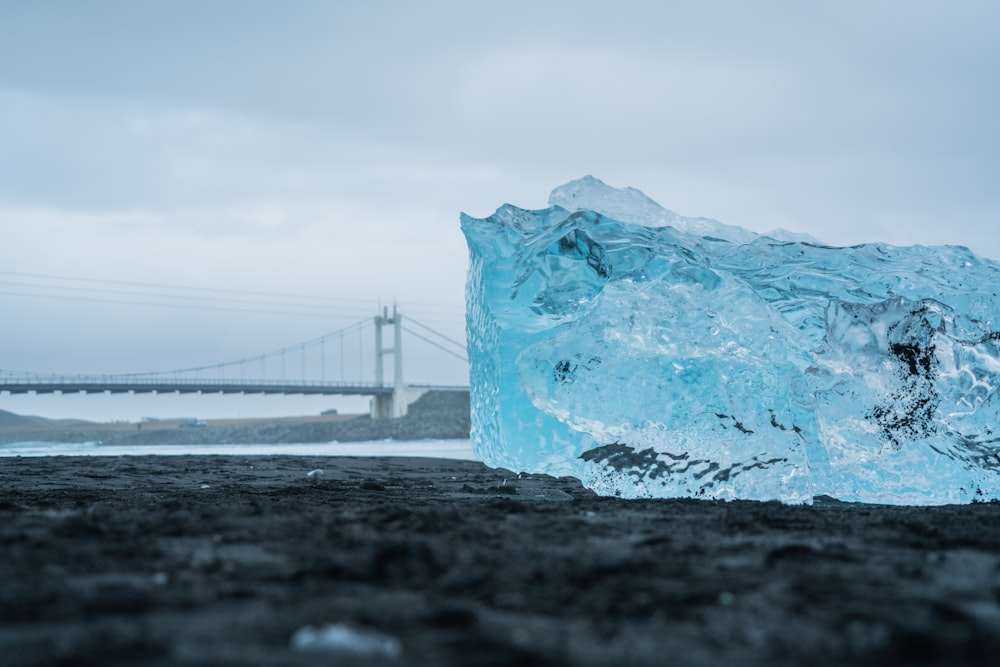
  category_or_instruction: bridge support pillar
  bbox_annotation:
[371,386,428,420]
[372,306,410,419]
[371,393,392,419]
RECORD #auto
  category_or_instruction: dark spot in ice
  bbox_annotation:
[580,443,689,480]
[961,330,1000,347]
[557,230,611,279]
[552,354,601,384]
[867,306,940,447]
[580,442,786,489]
[890,342,932,377]
[714,413,754,435]
[768,410,805,439]
[553,360,576,384]
[933,436,1000,470]
[690,462,721,480]
[552,356,601,384]
[710,456,787,483]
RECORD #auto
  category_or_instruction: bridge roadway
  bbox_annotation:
[0,377,467,397]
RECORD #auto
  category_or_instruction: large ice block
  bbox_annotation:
[461,176,1000,504]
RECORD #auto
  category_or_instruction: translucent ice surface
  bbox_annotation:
[461,176,1000,504]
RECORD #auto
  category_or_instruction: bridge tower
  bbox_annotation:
[371,306,425,418]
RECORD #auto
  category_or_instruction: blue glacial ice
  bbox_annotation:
[461,176,1000,504]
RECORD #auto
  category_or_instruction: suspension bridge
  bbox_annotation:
[0,307,468,419]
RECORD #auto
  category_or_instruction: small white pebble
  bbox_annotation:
[306,468,325,479]
[290,623,401,658]
[511,626,533,645]
[199,484,211,489]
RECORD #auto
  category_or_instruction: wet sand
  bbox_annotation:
[2,455,1000,666]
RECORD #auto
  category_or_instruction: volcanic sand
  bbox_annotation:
[2,455,1000,666]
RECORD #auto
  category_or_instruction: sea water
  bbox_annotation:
[0,439,477,460]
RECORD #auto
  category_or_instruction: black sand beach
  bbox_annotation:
[3,454,1000,666]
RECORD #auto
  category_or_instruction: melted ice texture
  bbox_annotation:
[461,176,1000,504]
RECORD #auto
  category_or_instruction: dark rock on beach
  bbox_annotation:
[2,454,1000,666]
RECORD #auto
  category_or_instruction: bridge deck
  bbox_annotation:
[0,378,411,396]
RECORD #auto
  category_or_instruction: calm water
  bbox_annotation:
[0,439,477,460]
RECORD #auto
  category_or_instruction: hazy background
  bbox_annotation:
[2,1,998,422]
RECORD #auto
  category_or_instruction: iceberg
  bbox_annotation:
[461,176,1000,504]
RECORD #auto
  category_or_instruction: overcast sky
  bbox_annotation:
[1,1,998,421]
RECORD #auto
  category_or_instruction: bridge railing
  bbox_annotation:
[0,374,403,396]
[0,374,390,388]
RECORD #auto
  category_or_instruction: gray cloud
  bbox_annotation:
[1,1,998,419]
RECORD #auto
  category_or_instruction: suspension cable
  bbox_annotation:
[405,316,467,350]
[400,326,468,363]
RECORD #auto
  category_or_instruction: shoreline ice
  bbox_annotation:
[462,176,1000,504]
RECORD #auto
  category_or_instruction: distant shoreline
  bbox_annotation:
[0,390,470,446]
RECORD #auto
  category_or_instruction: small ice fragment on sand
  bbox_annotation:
[198,484,211,489]
[306,468,325,479]
[290,623,401,658]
